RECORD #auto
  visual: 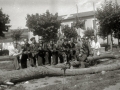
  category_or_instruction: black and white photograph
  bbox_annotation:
[0,0,120,90]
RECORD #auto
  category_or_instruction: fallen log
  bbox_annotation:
[0,63,120,85]
[0,56,13,61]
[53,63,67,68]
[70,54,119,67]
[87,54,117,61]
[70,61,80,67]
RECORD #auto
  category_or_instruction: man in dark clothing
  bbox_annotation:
[29,37,38,67]
[48,40,54,64]
[58,46,64,63]
[51,43,58,65]
[77,37,90,68]
[69,39,76,61]
[44,43,50,65]
[37,39,45,66]
[62,39,69,63]
[21,39,30,69]
[85,37,92,56]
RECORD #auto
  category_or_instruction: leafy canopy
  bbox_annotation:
[73,16,85,29]
[0,8,10,37]
[62,25,78,39]
[26,10,61,42]
[84,28,94,39]
[96,1,120,38]
[11,28,23,42]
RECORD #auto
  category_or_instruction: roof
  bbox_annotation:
[58,11,94,21]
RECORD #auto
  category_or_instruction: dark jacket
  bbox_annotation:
[29,43,38,57]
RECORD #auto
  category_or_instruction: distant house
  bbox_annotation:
[0,29,29,43]
[0,29,29,50]
[58,11,96,37]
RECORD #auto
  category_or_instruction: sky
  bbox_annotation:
[0,0,119,29]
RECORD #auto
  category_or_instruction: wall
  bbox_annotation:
[60,17,94,37]
[85,18,94,29]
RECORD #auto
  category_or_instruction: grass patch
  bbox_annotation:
[0,61,14,71]
[34,69,120,90]
[43,82,49,85]
[54,80,62,83]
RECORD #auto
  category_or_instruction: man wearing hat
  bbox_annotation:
[37,38,44,66]
[29,37,38,67]
[77,37,90,68]
[62,39,69,63]
[69,38,76,61]
[21,38,30,69]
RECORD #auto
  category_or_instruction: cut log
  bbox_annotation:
[53,63,67,68]
[70,61,80,67]
[87,54,117,61]
[0,56,13,61]
[69,54,119,67]
[0,63,120,85]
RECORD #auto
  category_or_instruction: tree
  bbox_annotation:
[84,28,94,39]
[97,26,107,40]
[73,16,85,29]
[62,25,78,40]
[72,16,85,36]
[26,10,61,42]
[113,30,120,46]
[0,8,10,37]
[11,28,23,47]
[95,0,120,50]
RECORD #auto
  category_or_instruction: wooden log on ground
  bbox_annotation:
[0,56,13,61]
[53,63,71,69]
[87,54,117,61]
[53,63,66,68]
[1,62,120,85]
[69,54,118,67]
[70,61,80,67]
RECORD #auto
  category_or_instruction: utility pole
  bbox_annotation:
[115,0,117,4]
[115,0,118,12]
[93,2,97,37]
[76,4,78,17]
[76,4,80,36]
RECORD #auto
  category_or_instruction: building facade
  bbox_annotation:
[58,11,95,37]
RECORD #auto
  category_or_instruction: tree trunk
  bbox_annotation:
[118,38,119,46]
[110,33,113,51]
[107,35,108,45]
[1,63,120,85]
[106,35,108,51]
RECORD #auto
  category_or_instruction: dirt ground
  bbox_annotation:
[0,50,120,90]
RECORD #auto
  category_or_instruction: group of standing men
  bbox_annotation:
[12,36,100,70]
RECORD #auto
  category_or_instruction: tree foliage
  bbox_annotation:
[62,25,78,39]
[26,10,61,42]
[0,8,10,37]
[73,16,85,29]
[96,1,120,48]
[11,28,23,44]
[84,28,94,39]
[95,1,120,38]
